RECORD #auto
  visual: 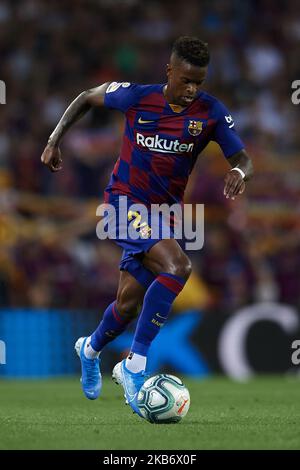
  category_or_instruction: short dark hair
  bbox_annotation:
[172,36,210,67]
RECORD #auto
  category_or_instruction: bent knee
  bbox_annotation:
[174,256,192,280]
[115,296,141,320]
[162,254,192,281]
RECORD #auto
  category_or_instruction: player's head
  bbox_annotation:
[166,36,210,107]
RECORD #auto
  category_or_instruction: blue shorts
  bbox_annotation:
[101,195,175,288]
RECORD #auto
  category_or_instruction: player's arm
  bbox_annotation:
[212,100,254,200]
[223,149,254,200]
[41,83,110,172]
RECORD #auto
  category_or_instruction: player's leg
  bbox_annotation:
[113,239,191,415]
[75,270,146,400]
[88,270,146,354]
[128,238,191,366]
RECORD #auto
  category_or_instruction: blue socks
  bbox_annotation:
[129,273,185,357]
[89,273,186,360]
[90,301,131,352]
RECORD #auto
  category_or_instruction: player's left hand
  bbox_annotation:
[223,170,245,200]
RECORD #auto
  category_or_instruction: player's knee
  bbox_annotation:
[116,296,141,320]
[161,254,192,281]
[173,256,192,281]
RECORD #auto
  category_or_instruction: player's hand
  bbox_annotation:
[41,144,63,172]
[223,170,245,200]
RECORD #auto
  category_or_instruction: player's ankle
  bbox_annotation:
[84,336,100,359]
[125,352,146,373]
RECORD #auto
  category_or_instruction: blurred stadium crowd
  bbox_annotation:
[1,0,300,313]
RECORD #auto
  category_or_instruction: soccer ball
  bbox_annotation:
[137,374,190,424]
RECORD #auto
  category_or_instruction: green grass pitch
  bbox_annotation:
[0,375,300,450]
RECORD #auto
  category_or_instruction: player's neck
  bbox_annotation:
[163,85,185,113]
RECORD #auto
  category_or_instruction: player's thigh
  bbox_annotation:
[116,270,146,318]
[142,239,192,280]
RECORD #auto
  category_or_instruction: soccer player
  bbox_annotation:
[41,36,253,415]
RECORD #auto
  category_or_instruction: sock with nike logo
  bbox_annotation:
[129,273,185,359]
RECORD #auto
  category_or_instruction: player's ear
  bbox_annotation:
[166,63,171,78]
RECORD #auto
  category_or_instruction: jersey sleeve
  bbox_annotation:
[104,82,140,113]
[212,100,245,158]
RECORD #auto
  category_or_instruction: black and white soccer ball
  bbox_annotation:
[137,374,190,424]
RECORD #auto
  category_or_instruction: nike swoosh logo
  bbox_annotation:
[156,313,167,319]
[121,366,138,401]
[123,380,136,400]
[138,117,154,124]
[128,393,138,403]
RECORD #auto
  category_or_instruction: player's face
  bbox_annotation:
[166,56,207,107]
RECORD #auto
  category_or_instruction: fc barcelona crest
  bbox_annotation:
[188,120,203,136]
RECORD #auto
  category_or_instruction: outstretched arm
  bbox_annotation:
[223,149,254,200]
[41,83,110,172]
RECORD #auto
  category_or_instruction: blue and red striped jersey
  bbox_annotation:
[104,82,244,206]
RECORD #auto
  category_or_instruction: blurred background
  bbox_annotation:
[1,0,300,380]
